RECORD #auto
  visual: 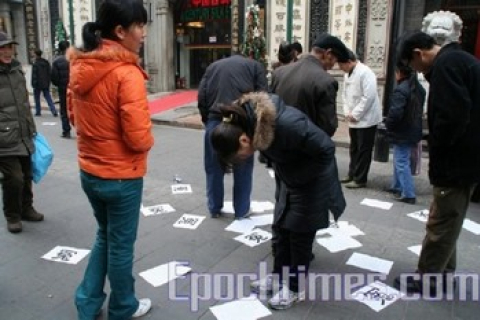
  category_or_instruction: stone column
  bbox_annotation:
[147,0,175,93]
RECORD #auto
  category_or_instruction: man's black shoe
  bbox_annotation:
[394,273,457,297]
[394,195,416,204]
[61,132,71,139]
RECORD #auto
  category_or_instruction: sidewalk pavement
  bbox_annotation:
[149,95,352,149]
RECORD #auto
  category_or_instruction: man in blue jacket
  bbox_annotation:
[197,54,267,219]
[394,31,480,296]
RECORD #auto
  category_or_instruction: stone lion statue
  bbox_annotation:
[422,10,463,46]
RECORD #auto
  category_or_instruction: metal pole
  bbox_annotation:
[68,0,75,44]
[286,0,293,42]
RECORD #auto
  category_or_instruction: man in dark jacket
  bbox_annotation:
[270,33,348,256]
[394,31,480,295]
[51,40,71,138]
[32,49,57,117]
[197,54,267,219]
[0,32,44,233]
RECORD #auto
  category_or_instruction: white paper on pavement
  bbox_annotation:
[41,122,57,126]
[360,198,393,210]
[408,245,422,256]
[234,229,272,248]
[139,261,191,287]
[407,209,429,223]
[250,201,274,213]
[222,201,235,214]
[142,203,176,216]
[173,214,205,230]
[462,218,480,235]
[42,246,90,265]
[268,169,275,178]
[316,220,365,237]
[225,219,257,234]
[351,281,404,312]
[316,234,363,253]
[346,252,394,275]
[210,296,271,320]
[171,184,192,194]
[250,214,274,226]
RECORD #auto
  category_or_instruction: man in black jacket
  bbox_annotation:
[52,41,71,138]
[197,54,267,219]
[32,49,57,117]
[0,32,44,233]
[394,31,480,296]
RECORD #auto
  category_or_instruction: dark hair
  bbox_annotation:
[58,40,70,53]
[34,49,42,56]
[398,31,436,64]
[210,104,250,172]
[291,41,303,54]
[346,49,357,62]
[278,42,294,64]
[82,0,147,52]
[395,61,413,79]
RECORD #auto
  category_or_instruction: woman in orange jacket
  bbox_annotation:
[67,1,154,319]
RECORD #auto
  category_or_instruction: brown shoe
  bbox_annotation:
[22,209,44,222]
[345,181,367,189]
[7,221,23,233]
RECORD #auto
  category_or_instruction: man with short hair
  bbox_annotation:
[51,40,71,138]
[32,48,57,117]
[0,32,44,233]
[290,41,303,61]
[197,54,267,219]
[338,50,382,189]
[394,31,480,295]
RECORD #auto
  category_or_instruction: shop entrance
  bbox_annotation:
[189,47,231,87]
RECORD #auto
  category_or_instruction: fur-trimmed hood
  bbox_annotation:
[235,92,277,151]
[67,39,147,95]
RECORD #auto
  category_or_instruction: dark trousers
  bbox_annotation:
[58,87,71,134]
[34,88,57,116]
[418,185,476,274]
[273,228,316,292]
[0,156,34,223]
[348,126,377,183]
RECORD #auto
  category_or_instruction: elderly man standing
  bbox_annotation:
[0,32,43,233]
[394,31,480,296]
[338,50,382,189]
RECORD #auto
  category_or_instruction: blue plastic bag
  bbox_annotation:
[31,133,54,183]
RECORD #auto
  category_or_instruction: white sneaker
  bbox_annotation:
[250,276,280,295]
[132,298,152,318]
[268,285,305,310]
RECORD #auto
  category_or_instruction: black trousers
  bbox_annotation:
[58,87,71,134]
[348,126,377,184]
[0,156,34,223]
[273,227,316,292]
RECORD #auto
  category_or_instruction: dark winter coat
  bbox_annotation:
[0,60,36,156]
[197,55,267,124]
[425,42,480,187]
[31,57,52,89]
[51,54,69,88]
[270,55,339,137]
[241,92,337,232]
[385,75,426,145]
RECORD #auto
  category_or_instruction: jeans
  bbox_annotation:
[204,120,253,218]
[34,88,57,115]
[75,171,142,320]
[58,87,71,134]
[391,143,416,198]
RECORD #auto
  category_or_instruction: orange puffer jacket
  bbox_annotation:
[67,40,154,179]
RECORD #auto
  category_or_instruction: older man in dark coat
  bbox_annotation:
[0,32,43,233]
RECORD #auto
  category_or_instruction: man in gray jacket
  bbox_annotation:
[0,32,43,233]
